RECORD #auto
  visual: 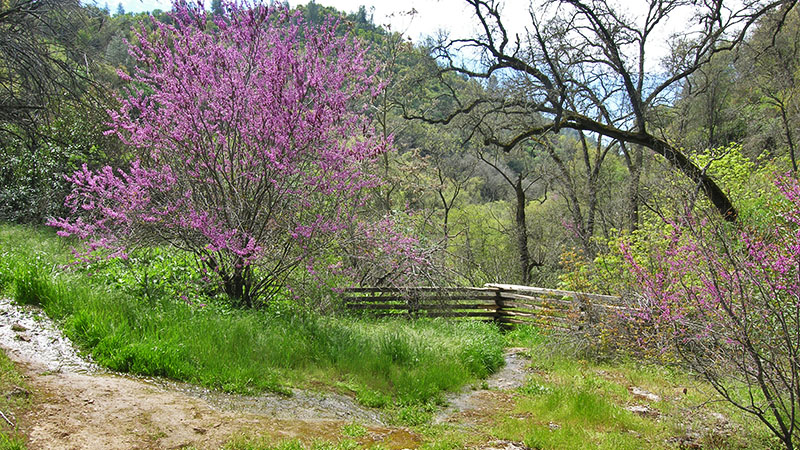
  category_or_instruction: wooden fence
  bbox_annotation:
[343,283,631,330]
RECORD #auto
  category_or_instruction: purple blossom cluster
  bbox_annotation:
[49,0,415,305]
[622,175,800,443]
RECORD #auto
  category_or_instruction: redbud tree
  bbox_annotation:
[49,1,393,307]
[624,176,800,450]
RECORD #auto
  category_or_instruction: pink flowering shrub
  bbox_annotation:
[49,1,395,307]
[333,215,440,287]
[623,176,800,449]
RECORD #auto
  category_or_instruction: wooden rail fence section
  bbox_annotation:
[343,283,630,330]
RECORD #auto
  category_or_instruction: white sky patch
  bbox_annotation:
[109,0,691,70]
[104,0,174,13]
[109,0,534,41]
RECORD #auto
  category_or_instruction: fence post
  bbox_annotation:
[407,289,419,317]
[492,285,505,326]
[575,293,598,334]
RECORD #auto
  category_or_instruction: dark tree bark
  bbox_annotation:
[477,146,545,284]
[621,142,644,230]
[513,175,533,284]
[411,0,799,223]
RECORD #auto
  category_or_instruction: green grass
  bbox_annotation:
[0,350,30,450]
[0,224,504,407]
[223,437,366,450]
[488,327,780,450]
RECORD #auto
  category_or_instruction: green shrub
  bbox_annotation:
[0,224,506,408]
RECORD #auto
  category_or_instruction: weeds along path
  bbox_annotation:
[434,347,531,426]
[0,298,418,449]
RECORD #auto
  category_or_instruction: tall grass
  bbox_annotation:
[493,326,779,450]
[0,349,30,450]
[0,224,504,406]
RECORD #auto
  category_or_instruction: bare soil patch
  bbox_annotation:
[0,299,419,449]
[435,347,531,427]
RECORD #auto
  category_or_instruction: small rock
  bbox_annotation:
[626,404,659,417]
[708,412,727,423]
[6,386,29,399]
[669,431,703,449]
[193,426,207,435]
[630,386,661,402]
[11,323,27,332]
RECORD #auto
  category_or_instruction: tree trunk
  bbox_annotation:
[584,177,598,260]
[514,176,531,285]
[625,144,643,231]
[779,103,798,174]
[223,267,251,308]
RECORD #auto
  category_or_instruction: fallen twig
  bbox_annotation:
[0,408,14,427]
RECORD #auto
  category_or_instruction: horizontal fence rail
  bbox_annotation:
[342,283,630,330]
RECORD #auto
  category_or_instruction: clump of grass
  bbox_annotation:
[0,224,505,408]
[0,350,30,450]
[0,434,26,450]
[490,327,779,450]
[223,437,364,450]
[340,423,367,438]
[395,404,435,427]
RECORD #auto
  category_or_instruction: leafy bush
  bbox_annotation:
[622,174,800,450]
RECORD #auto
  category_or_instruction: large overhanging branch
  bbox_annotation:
[482,108,737,220]
[418,0,800,222]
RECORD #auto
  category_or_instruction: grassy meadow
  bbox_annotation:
[0,224,504,411]
[0,223,783,448]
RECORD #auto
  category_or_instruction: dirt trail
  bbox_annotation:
[434,348,531,427]
[0,299,418,449]
[0,298,531,449]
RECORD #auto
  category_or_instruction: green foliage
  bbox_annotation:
[0,433,25,450]
[353,388,391,408]
[80,247,214,306]
[0,224,505,408]
[447,202,517,284]
[0,98,123,224]
[340,422,368,438]
[0,350,30,450]
[395,404,435,427]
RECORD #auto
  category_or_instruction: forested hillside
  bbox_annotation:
[1,0,800,448]
[3,0,798,290]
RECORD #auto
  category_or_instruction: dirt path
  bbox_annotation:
[434,348,531,427]
[0,299,418,449]
[0,298,531,449]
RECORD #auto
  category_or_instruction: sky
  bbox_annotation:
[106,0,538,44]
[107,0,687,65]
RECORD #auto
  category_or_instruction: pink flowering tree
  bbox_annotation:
[623,176,800,449]
[49,1,393,307]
